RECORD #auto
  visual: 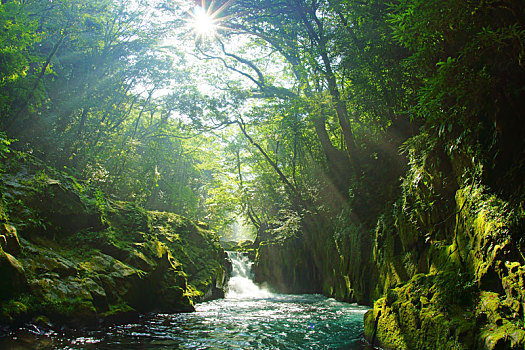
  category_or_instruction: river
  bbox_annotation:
[1,252,371,349]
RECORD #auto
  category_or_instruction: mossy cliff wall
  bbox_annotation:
[364,182,524,349]
[253,138,524,349]
[362,136,525,349]
[0,154,230,328]
[254,234,321,294]
[254,215,375,303]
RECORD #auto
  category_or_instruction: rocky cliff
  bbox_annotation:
[363,141,525,349]
[252,136,524,349]
[0,153,230,328]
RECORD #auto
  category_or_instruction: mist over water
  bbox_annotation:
[1,251,370,349]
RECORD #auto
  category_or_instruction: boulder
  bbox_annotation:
[139,245,194,312]
[149,211,231,302]
[0,153,231,328]
[0,224,21,255]
[28,275,98,326]
[38,180,105,234]
[31,254,78,278]
[0,249,27,300]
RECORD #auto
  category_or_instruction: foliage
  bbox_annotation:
[0,132,15,162]
[0,0,238,232]
[389,0,525,197]
[269,210,302,242]
[398,133,456,233]
[0,1,42,112]
[0,0,523,243]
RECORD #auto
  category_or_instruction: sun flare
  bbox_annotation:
[191,6,217,38]
[187,0,233,41]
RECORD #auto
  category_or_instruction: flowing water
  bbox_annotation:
[1,252,371,349]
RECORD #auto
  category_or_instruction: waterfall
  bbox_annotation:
[226,251,271,298]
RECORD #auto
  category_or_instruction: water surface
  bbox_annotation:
[1,252,370,349]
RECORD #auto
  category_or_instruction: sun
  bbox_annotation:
[187,0,233,41]
[190,6,218,38]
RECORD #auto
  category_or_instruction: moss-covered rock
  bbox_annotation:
[365,168,524,349]
[0,247,27,300]
[476,291,525,349]
[0,223,21,255]
[364,272,477,349]
[148,211,231,302]
[0,153,230,328]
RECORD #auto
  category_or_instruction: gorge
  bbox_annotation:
[1,0,524,349]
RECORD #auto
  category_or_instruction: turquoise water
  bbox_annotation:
[159,293,371,349]
[1,252,370,349]
[1,294,370,349]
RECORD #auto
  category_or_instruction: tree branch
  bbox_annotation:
[236,117,300,199]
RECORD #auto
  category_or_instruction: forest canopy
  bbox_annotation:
[1,0,523,239]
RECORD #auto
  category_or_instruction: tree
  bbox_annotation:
[390,0,525,197]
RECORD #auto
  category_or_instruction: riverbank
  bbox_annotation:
[0,153,231,328]
[1,251,370,349]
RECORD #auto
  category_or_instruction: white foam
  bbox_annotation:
[226,251,271,299]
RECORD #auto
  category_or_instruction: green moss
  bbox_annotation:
[365,271,479,349]
[376,299,409,349]
[40,295,96,319]
[363,308,376,340]
[370,266,521,349]
[103,201,149,238]
[0,153,229,327]
[479,321,525,349]
[0,299,29,322]
[398,300,419,330]
[475,290,525,348]
[101,303,135,318]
